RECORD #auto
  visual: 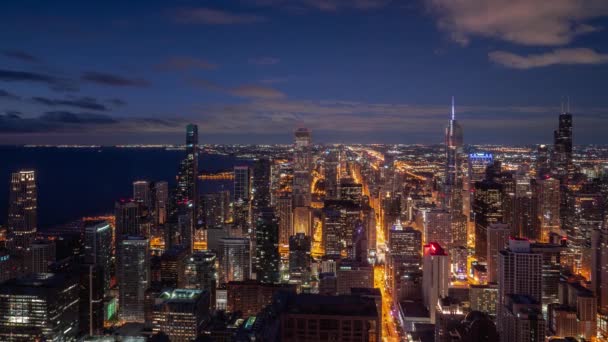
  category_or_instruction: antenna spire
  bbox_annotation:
[567,96,570,113]
[451,96,455,120]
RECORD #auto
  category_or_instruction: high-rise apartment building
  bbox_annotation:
[501,294,546,342]
[497,238,542,333]
[276,195,293,248]
[254,208,280,284]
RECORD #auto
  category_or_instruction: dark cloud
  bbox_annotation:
[40,111,117,124]
[32,96,108,111]
[172,7,266,25]
[107,98,127,106]
[1,50,40,63]
[0,69,78,92]
[81,71,150,87]
[0,111,182,134]
[0,89,21,100]
[248,57,280,65]
[158,56,218,71]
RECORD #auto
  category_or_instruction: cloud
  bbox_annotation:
[248,57,281,65]
[230,85,286,99]
[40,111,117,124]
[0,111,182,134]
[173,7,265,25]
[426,0,608,46]
[189,78,286,99]
[489,48,608,69]
[81,71,150,87]
[0,69,77,92]
[107,98,127,106]
[158,56,218,71]
[0,89,21,100]
[1,50,41,63]
[251,0,392,11]
[32,96,108,111]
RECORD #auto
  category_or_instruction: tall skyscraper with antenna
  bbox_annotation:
[552,101,573,182]
[444,97,463,212]
[444,98,467,250]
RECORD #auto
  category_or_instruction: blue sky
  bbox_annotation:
[1,0,607,145]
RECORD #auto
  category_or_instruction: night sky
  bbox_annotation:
[1,0,607,145]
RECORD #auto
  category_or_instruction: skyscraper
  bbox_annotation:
[217,237,251,284]
[324,149,340,199]
[474,179,504,261]
[30,239,55,273]
[444,97,464,213]
[84,220,112,292]
[176,124,199,227]
[293,128,312,208]
[497,238,543,333]
[79,263,105,336]
[276,195,293,248]
[289,233,312,285]
[154,181,169,225]
[184,251,217,308]
[486,223,510,283]
[531,177,560,242]
[118,236,150,322]
[7,170,37,253]
[552,110,573,182]
[252,157,272,214]
[115,199,140,240]
[133,180,151,209]
[0,273,79,341]
[233,165,252,235]
[152,289,210,341]
[422,242,450,323]
[254,208,280,283]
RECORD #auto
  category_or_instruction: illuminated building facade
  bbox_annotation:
[497,239,542,334]
[422,242,450,323]
[254,208,280,284]
[217,237,251,284]
[184,251,217,309]
[152,289,210,342]
[84,220,112,292]
[293,128,312,208]
[115,199,140,240]
[0,273,79,341]
[7,170,37,254]
[118,236,150,322]
[133,180,151,209]
[552,111,573,182]
[531,177,560,242]
[473,179,504,262]
[154,181,169,225]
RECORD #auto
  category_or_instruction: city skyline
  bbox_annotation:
[1,1,608,145]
